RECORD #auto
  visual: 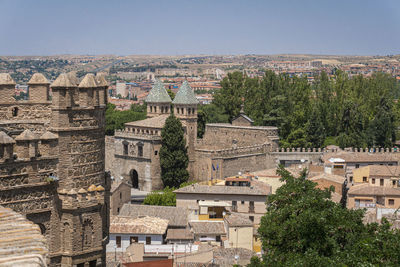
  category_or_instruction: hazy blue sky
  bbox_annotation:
[1,0,399,56]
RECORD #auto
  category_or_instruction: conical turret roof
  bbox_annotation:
[15,129,38,141]
[172,81,199,105]
[51,73,75,88]
[95,73,108,87]
[0,131,15,144]
[28,73,50,85]
[145,80,171,103]
[0,73,16,85]
[79,73,97,88]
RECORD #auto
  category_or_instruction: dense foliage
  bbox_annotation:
[143,187,176,206]
[105,103,147,135]
[143,181,196,206]
[160,114,189,188]
[249,166,400,266]
[211,71,400,148]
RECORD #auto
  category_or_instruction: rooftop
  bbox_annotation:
[172,81,199,105]
[309,173,346,184]
[189,221,226,235]
[145,80,172,103]
[166,228,194,241]
[119,204,189,227]
[125,114,169,129]
[0,205,48,265]
[358,165,400,177]
[348,184,400,196]
[110,215,168,235]
[174,183,270,196]
[224,213,253,227]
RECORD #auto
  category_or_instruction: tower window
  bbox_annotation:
[12,107,18,117]
[188,108,191,114]
[161,106,164,113]
[123,142,128,155]
[154,106,157,112]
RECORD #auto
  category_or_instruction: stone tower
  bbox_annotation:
[172,81,199,177]
[50,73,109,266]
[145,79,172,118]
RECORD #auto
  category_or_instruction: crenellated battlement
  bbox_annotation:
[196,143,272,158]
[58,184,105,210]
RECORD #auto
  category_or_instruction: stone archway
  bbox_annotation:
[130,169,139,189]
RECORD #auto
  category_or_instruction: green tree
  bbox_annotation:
[105,103,147,135]
[250,166,400,267]
[367,97,396,147]
[213,72,246,122]
[160,114,189,188]
[305,106,326,148]
[143,187,176,206]
[143,181,196,206]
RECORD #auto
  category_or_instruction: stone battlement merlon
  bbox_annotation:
[196,143,271,158]
[114,129,162,141]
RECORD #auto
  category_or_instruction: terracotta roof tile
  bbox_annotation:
[110,215,168,235]
[348,184,400,196]
[189,221,226,235]
[120,204,189,227]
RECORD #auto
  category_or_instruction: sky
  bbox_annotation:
[0,0,399,56]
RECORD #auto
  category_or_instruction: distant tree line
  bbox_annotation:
[206,71,400,148]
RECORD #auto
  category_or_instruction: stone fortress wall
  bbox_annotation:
[0,72,110,267]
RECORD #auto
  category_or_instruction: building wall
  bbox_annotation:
[110,182,132,215]
[352,167,370,183]
[107,234,163,253]
[228,226,253,251]
[176,193,266,224]
[113,133,163,191]
[197,124,278,150]
[348,195,400,209]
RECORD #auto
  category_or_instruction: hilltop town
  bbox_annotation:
[1,60,400,265]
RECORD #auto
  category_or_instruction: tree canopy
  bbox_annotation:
[209,71,400,148]
[160,114,189,188]
[105,103,146,135]
[249,166,400,266]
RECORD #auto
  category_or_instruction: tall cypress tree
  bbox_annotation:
[160,114,189,188]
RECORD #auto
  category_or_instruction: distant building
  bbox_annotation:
[352,165,400,187]
[174,178,271,224]
[108,216,168,253]
[110,180,132,215]
[116,82,127,98]
[348,184,400,209]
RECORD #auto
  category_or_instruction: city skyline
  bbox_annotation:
[0,0,399,56]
